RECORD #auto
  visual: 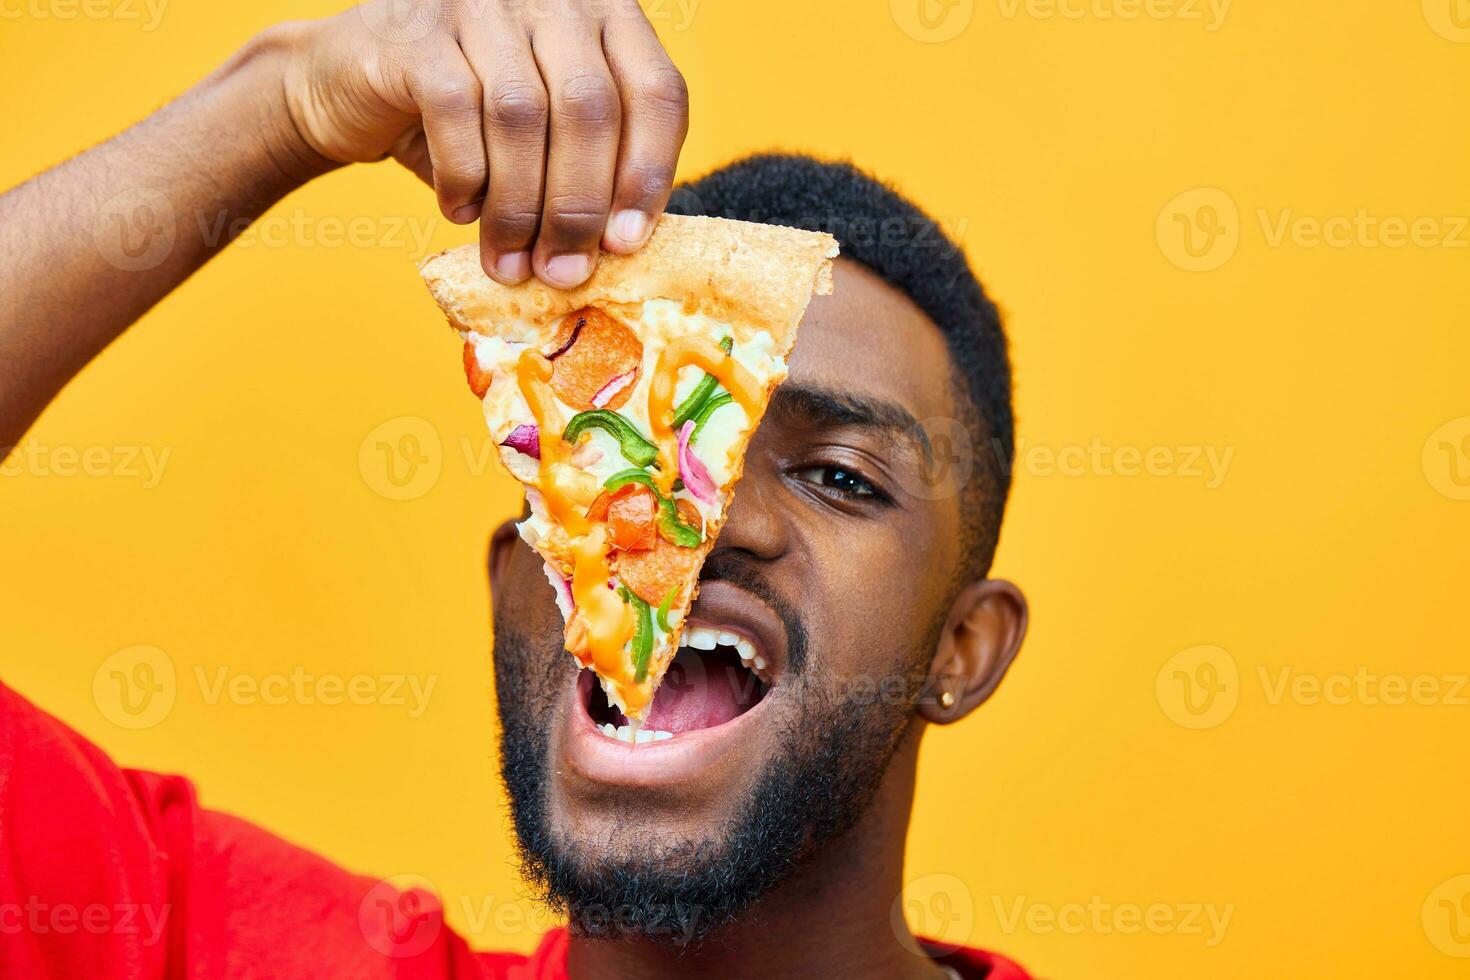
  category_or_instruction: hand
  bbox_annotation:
[277,0,689,288]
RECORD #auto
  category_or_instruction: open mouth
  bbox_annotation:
[583,624,773,745]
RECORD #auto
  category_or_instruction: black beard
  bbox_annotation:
[492,554,929,947]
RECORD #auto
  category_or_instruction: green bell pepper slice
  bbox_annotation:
[689,391,734,443]
[603,468,658,492]
[563,410,658,468]
[619,587,655,683]
[656,585,679,633]
[670,335,734,429]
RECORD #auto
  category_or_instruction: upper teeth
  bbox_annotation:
[678,625,773,684]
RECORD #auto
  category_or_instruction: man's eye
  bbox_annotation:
[793,465,879,498]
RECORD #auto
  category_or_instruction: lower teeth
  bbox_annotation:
[599,722,673,744]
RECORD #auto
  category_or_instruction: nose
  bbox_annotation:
[710,460,787,563]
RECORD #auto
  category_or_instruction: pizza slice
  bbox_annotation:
[418,214,838,728]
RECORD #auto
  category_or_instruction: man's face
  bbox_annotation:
[490,260,969,940]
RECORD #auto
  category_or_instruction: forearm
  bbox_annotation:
[0,25,333,449]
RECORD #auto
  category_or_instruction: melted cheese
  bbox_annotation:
[466,306,789,717]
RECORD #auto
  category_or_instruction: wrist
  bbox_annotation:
[225,22,341,190]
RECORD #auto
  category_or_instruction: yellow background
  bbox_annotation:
[3,0,1468,976]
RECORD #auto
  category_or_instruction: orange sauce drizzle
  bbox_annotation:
[519,348,643,711]
[570,527,639,708]
[647,334,763,493]
[517,350,588,536]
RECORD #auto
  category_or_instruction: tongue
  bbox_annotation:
[645,649,758,734]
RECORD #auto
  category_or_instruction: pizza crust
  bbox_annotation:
[418,214,838,350]
[419,213,838,718]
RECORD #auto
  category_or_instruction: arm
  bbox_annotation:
[0,32,321,451]
[0,0,689,450]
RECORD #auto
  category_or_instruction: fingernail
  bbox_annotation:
[543,254,590,287]
[452,204,480,224]
[494,252,531,282]
[610,210,650,247]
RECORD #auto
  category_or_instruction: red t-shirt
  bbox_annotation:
[0,682,1030,979]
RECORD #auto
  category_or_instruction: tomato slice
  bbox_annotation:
[463,340,493,398]
[585,489,616,523]
[607,485,658,552]
[585,483,658,553]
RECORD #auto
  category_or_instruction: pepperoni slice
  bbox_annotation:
[674,497,704,538]
[547,307,643,411]
[612,534,700,607]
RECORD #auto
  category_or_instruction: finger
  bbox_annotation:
[403,39,487,223]
[389,128,434,188]
[529,24,622,289]
[461,29,547,284]
[600,15,689,254]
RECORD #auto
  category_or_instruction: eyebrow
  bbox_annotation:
[767,383,931,457]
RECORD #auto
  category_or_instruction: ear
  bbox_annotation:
[918,579,1028,724]
[488,518,521,591]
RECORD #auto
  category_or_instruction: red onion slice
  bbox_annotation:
[677,420,717,504]
[546,317,585,360]
[501,423,540,460]
[590,370,635,409]
[541,562,575,619]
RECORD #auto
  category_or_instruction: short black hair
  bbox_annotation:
[667,154,1014,575]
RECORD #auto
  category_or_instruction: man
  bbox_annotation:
[0,2,1030,977]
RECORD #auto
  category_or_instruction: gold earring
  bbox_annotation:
[938,690,955,710]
